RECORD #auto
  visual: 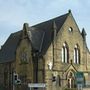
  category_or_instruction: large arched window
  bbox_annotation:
[62,42,69,63]
[74,44,80,64]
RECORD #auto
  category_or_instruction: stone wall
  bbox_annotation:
[44,12,90,90]
[16,37,33,84]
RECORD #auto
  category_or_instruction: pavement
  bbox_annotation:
[83,88,90,90]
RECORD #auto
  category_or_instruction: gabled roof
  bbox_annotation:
[30,13,69,54]
[0,12,69,63]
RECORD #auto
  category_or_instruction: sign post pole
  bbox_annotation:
[30,87,31,90]
[77,84,82,90]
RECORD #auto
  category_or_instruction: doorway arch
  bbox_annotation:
[67,70,76,88]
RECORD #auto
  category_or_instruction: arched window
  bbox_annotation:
[74,44,80,64]
[62,43,69,63]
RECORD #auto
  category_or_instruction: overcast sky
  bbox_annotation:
[0,0,90,49]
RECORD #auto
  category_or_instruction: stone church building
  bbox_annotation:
[0,10,90,90]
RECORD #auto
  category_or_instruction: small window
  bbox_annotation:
[21,52,27,62]
[20,51,28,64]
[68,27,73,32]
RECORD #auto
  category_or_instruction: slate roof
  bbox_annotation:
[31,13,69,54]
[0,31,21,63]
[0,12,69,63]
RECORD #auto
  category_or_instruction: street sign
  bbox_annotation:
[28,83,46,88]
[75,72,84,87]
[28,83,46,90]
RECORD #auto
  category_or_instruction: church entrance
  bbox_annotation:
[67,70,76,88]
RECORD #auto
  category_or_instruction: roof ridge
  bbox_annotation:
[31,13,69,27]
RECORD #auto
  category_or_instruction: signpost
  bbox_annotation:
[28,83,46,90]
[77,84,82,90]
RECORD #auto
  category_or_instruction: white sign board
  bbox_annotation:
[28,83,46,88]
[77,78,83,82]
